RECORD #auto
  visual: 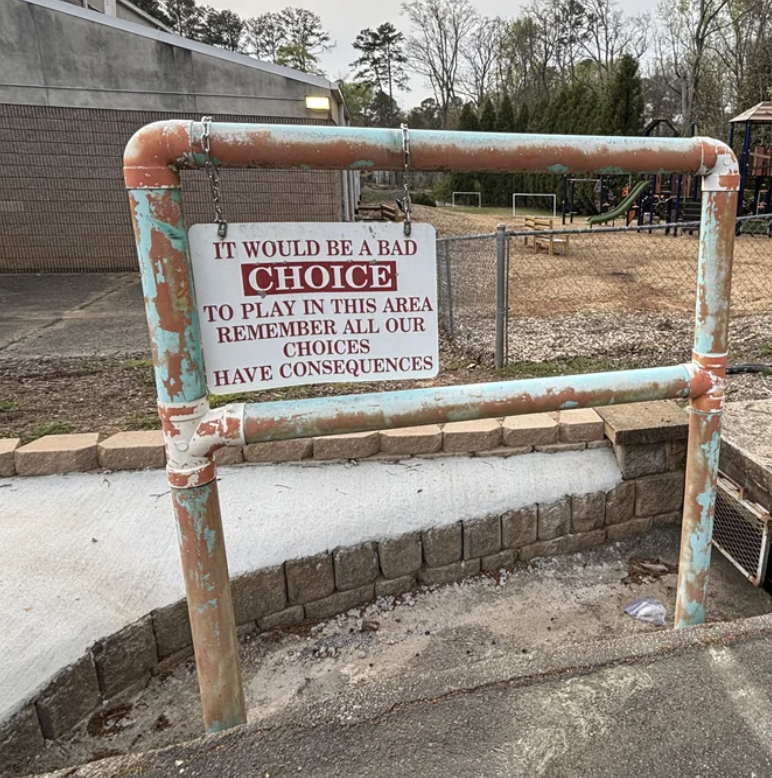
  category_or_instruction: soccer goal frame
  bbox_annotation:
[452,191,482,207]
[512,193,557,217]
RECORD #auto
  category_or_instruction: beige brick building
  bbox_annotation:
[0,0,357,272]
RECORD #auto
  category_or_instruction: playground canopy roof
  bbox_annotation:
[730,102,772,124]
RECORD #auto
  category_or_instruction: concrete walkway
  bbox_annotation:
[1,448,620,722]
[0,274,147,358]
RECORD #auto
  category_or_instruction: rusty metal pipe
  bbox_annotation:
[675,189,737,628]
[127,186,245,731]
[171,480,246,732]
[242,364,698,444]
[124,122,738,189]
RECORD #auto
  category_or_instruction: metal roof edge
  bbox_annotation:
[19,0,338,93]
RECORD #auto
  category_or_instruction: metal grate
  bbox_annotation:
[713,474,771,586]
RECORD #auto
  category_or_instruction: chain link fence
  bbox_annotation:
[436,215,772,368]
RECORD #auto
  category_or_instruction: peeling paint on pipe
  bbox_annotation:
[242,365,695,444]
[123,121,740,734]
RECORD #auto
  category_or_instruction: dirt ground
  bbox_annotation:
[0,203,769,441]
[12,526,772,778]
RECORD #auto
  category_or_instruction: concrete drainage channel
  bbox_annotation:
[7,526,772,778]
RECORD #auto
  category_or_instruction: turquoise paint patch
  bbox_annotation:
[547,164,569,174]
[560,400,579,409]
[204,527,217,557]
[351,160,375,169]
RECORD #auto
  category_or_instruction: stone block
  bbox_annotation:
[231,565,286,624]
[558,409,605,443]
[614,442,668,479]
[501,505,538,549]
[36,655,101,739]
[481,549,516,573]
[93,617,157,699]
[0,706,44,770]
[313,432,379,461]
[417,559,481,586]
[304,584,374,620]
[534,443,586,453]
[379,425,442,455]
[98,431,165,470]
[0,438,20,477]
[605,482,635,526]
[152,599,191,658]
[652,511,682,526]
[635,471,685,516]
[443,419,501,453]
[243,439,312,463]
[587,440,612,450]
[422,522,462,567]
[375,575,415,598]
[333,543,379,591]
[606,517,653,541]
[463,515,501,559]
[15,433,100,476]
[538,497,571,540]
[285,553,335,605]
[571,492,606,533]
[258,605,304,631]
[667,440,688,471]
[501,414,557,447]
[378,532,422,578]
[520,529,606,561]
[214,445,244,466]
[597,401,688,445]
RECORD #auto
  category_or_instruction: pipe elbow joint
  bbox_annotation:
[699,138,740,192]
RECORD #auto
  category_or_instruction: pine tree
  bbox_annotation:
[478,98,498,205]
[450,103,480,200]
[601,55,644,136]
[495,94,516,207]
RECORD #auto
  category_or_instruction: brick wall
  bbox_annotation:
[0,105,342,273]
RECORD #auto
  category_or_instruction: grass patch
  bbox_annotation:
[0,401,19,413]
[21,420,74,444]
[124,413,161,431]
[122,358,154,369]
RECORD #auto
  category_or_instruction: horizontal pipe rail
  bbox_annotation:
[241,364,699,445]
[123,122,739,189]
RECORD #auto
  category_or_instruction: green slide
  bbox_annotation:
[587,180,651,225]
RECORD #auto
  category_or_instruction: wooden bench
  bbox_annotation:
[523,216,570,255]
[356,203,401,222]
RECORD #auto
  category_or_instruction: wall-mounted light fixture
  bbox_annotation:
[305,95,331,111]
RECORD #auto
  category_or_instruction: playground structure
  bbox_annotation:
[730,102,772,228]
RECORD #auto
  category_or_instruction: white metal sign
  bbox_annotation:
[189,222,439,393]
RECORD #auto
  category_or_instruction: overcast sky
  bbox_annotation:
[207,0,658,107]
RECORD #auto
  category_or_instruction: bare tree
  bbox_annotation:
[579,0,649,83]
[459,16,505,105]
[711,0,772,110]
[243,12,286,61]
[401,0,479,126]
[654,0,734,130]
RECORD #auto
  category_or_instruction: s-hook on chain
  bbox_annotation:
[401,123,412,237]
[201,116,228,239]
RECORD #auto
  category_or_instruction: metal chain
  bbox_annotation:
[201,116,228,239]
[401,123,412,237]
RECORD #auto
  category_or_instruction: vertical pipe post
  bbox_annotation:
[495,223,506,369]
[737,120,752,224]
[674,187,737,628]
[127,186,246,731]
